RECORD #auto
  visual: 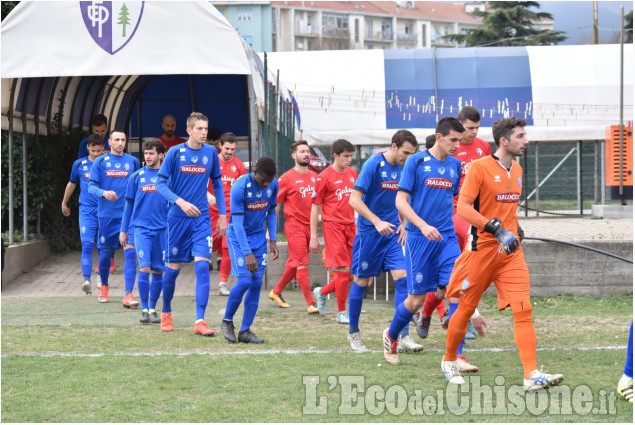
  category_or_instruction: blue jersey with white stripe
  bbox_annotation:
[122,167,168,230]
[398,151,461,235]
[156,142,224,218]
[229,173,278,236]
[88,152,140,218]
[353,152,402,235]
[69,157,97,208]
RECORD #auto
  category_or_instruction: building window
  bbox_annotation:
[237,9,252,22]
[216,6,227,17]
[422,24,427,46]
[434,26,440,41]
[307,39,313,50]
[367,20,373,37]
[355,19,359,42]
[307,15,312,26]
[405,23,409,34]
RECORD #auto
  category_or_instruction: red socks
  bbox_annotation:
[273,267,297,295]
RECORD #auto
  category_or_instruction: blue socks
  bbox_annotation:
[388,302,413,341]
[394,277,409,338]
[348,282,367,334]
[149,273,163,311]
[449,302,466,355]
[81,241,94,280]
[137,271,150,311]
[162,267,179,313]
[194,260,210,321]
[224,276,252,321]
[625,321,633,378]
[123,248,137,295]
[98,250,112,286]
[241,276,263,331]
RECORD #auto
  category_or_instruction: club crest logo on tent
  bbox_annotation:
[80,1,145,55]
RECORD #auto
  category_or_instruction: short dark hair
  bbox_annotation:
[391,130,418,149]
[91,114,107,127]
[425,134,436,150]
[331,139,355,156]
[436,117,465,137]
[290,140,309,154]
[143,139,165,155]
[220,132,237,146]
[255,156,277,177]
[110,129,126,139]
[187,112,208,129]
[458,106,480,123]
[492,118,527,147]
[87,133,104,147]
[208,127,221,141]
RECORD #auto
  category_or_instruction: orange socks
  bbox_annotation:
[511,302,537,379]
[443,302,474,361]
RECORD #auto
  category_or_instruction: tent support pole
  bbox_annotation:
[8,79,17,244]
[22,78,32,242]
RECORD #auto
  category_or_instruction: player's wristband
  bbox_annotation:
[471,308,480,319]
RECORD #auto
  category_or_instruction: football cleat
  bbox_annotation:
[122,293,140,309]
[238,329,264,344]
[336,311,350,324]
[398,335,424,353]
[139,310,150,324]
[193,320,216,337]
[98,285,109,303]
[441,310,450,329]
[313,287,327,316]
[82,280,92,295]
[221,319,236,343]
[524,368,564,392]
[148,310,161,324]
[382,328,399,365]
[348,332,369,352]
[441,359,465,385]
[268,290,290,308]
[416,315,432,339]
[160,312,173,332]
[456,354,479,372]
[218,284,230,296]
[618,379,633,403]
[307,302,319,314]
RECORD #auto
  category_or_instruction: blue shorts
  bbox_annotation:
[351,232,405,278]
[79,205,99,243]
[227,231,268,277]
[405,232,460,295]
[134,226,166,272]
[165,214,212,263]
[98,217,134,250]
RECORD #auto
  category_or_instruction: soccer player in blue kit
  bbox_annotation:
[62,134,104,295]
[347,130,421,353]
[220,157,279,344]
[120,139,168,324]
[382,117,464,366]
[155,112,227,337]
[88,130,140,305]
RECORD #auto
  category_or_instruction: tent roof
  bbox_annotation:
[1,1,251,78]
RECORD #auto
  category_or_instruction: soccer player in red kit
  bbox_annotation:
[207,132,247,295]
[268,141,319,314]
[310,139,357,324]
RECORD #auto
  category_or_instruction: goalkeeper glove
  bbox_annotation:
[517,224,525,243]
[484,217,519,255]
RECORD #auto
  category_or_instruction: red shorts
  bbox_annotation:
[322,221,355,269]
[285,219,310,268]
[211,210,230,255]
[452,213,470,251]
[446,243,530,311]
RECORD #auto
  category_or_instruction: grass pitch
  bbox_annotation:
[1,290,632,422]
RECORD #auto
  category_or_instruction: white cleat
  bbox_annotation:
[397,335,424,353]
[82,280,92,295]
[524,368,564,392]
[456,354,479,373]
[382,328,400,365]
[441,359,465,385]
[348,332,369,352]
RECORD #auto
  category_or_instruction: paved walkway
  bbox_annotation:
[1,217,632,299]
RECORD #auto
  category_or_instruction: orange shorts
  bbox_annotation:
[322,221,355,269]
[285,219,310,268]
[446,243,530,311]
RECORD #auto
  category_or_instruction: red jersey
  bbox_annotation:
[208,155,247,217]
[277,168,318,225]
[453,137,492,208]
[312,166,358,224]
[157,135,186,152]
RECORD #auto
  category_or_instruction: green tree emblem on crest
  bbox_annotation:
[118,3,131,37]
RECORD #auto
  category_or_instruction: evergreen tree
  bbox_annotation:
[445,1,567,47]
[118,3,130,37]
[625,10,633,44]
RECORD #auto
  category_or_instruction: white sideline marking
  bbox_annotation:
[2,345,627,359]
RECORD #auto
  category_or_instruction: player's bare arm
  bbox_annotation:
[269,240,279,261]
[349,189,395,236]
[61,181,77,216]
[175,198,200,218]
[309,203,321,254]
[396,190,441,241]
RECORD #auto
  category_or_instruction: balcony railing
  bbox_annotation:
[396,32,418,42]
[323,27,350,38]
[366,30,393,41]
[296,24,318,36]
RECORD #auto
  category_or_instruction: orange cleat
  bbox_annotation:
[122,293,140,309]
[99,285,109,303]
[193,320,216,337]
[160,312,173,332]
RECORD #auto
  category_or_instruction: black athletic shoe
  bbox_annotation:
[238,329,264,344]
[221,319,236,343]
[416,315,432,339]
[441,310,450,330]
[149,311,161,324]
[139,310,150,324]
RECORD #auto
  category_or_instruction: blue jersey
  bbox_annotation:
[353,152,402,235]
[156,142,225,218]
[88,152,140,219]
[69,157,97,208]
[229,173,278,236]
[398,151,461,235]
[78,133,110,159]
[121,167,168,231]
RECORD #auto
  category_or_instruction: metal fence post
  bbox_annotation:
[577,140,582,214]
[534,142,539,217]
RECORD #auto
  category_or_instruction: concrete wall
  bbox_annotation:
[265,239,633,297]
[1,240,51,285]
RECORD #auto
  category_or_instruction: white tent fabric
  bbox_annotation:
[1,1,251,78]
